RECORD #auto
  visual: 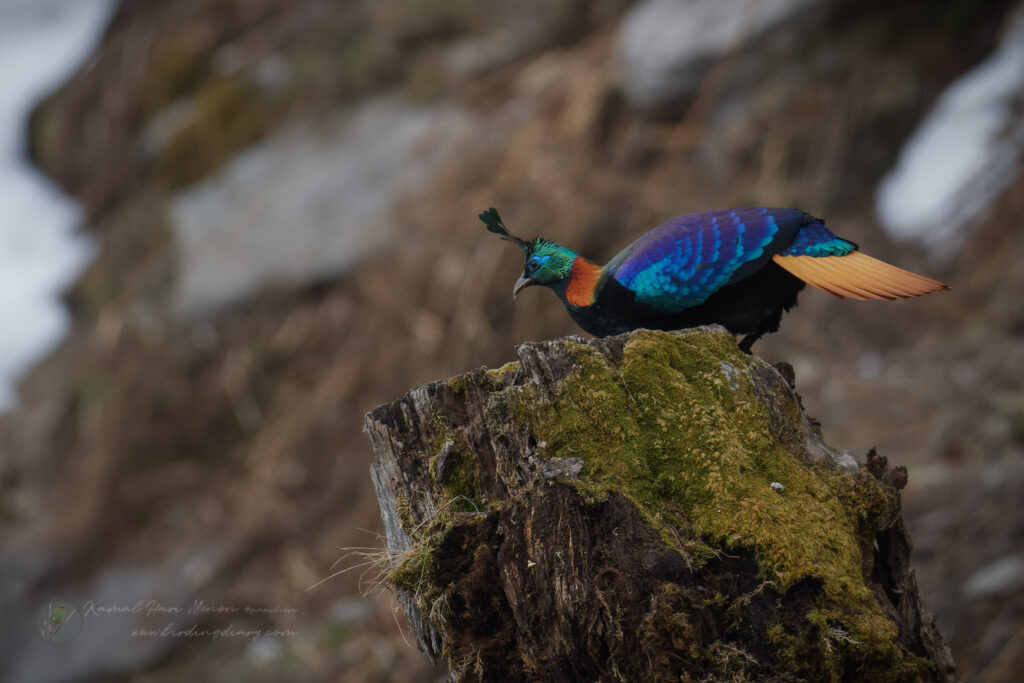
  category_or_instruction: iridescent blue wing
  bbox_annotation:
[607,208,812,311]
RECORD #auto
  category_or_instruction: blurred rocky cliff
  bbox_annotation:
[1,0,1022,681]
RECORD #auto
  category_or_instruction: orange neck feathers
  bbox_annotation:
[565,257,602,307]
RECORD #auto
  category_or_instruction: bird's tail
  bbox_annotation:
[771,252,948,300]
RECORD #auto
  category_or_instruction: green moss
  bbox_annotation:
[446,374,469,394]
[767,622,796,664]
[487,360,520,382]
[144,42,207,115]
[639,584,699,665]
[27,94,65,176]
[508,329,921,675]
[448,362,519,395]
[386,329,928,677]
[157,77,265,187]
[437,448,483,504]
[396,495,415,534]
[484,361,520,386]
[389,515,491,629]
[388,415,487,611]
[390,543,442,612]
[428,417,483,512]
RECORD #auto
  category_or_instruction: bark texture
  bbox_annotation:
[365,326,957,681]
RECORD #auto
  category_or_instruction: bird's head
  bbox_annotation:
[479,208,576,298]
[517,241,577,295]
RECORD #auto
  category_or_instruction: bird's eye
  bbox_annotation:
[526,257,540,273]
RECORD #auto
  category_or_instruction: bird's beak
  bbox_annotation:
[513,276,536,299]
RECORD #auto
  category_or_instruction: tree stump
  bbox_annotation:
[365,327,957,681]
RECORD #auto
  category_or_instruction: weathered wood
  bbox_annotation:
[365,326,957,681]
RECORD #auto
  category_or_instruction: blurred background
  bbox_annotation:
[0,0,1022,681]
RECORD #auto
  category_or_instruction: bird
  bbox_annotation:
[480,206,948,352]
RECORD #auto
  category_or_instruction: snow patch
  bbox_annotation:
[876,7,1024,259]
[616,0,818,110]
[0,0,116,411]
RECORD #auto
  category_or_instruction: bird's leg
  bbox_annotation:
[738,334,757,354]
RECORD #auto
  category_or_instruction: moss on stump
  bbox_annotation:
[365,327,957,682]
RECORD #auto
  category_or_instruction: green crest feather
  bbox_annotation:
[479,207,533,254]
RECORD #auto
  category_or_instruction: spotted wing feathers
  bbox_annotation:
[610,208,805,311]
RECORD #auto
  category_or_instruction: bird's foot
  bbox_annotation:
[737,334,756,354]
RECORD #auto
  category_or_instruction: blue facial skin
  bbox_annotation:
[525,254,550,276]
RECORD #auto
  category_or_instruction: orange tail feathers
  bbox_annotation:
[772,251,949,301]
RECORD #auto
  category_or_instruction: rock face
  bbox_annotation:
[616,0,823,111]
[170,96,475,318]
[365,327,957,681]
